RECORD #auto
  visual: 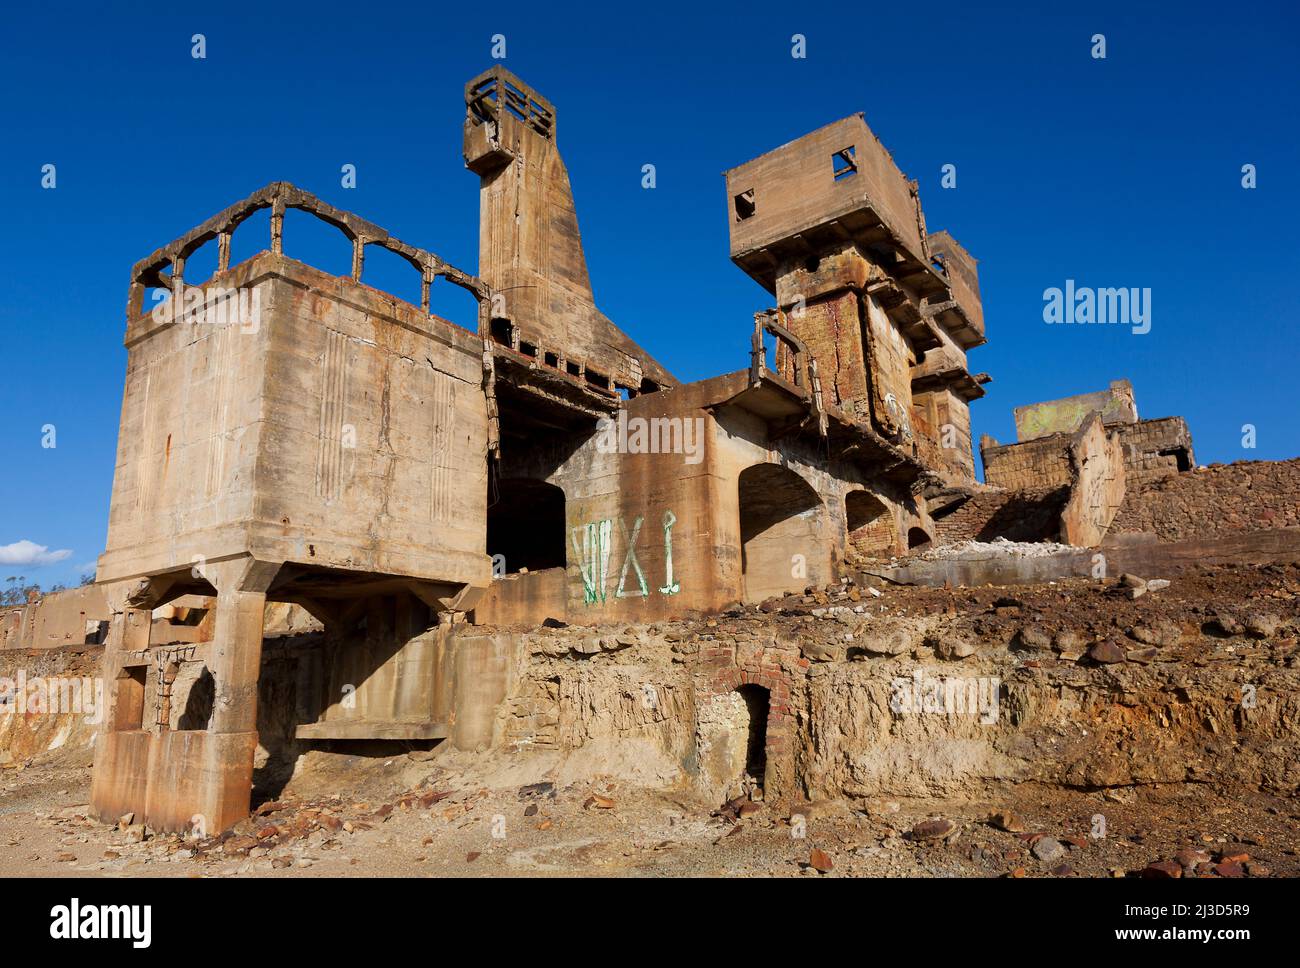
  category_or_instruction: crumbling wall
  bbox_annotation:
[1114,416,1195,482]
[985,416,1189,494]
[481,576,1300,804]
[981,433,1075,491]
[1110,459,1300,541]
[0,645,104,767]
[932,488,1068,545]
[1059,414,1126,547]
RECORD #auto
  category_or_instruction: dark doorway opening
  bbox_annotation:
[487,478,567,574]
[907,527,933,551]
[737,684,769,789]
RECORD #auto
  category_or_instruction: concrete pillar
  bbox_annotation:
[205,557,278,735]
[161,556,278,834]
[90,579,159,824]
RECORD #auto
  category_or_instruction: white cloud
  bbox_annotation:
[0,540,74,568]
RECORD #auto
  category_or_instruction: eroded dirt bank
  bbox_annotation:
[2,563,1297,877]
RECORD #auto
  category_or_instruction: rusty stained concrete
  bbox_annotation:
[85,65,1034,834]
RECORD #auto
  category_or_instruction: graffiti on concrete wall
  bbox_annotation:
[571,510,679,606]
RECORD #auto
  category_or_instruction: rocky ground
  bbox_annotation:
[3,562,1298,878]
[2,744,1295,878]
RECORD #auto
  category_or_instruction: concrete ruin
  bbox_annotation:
[73,67,1294,837]
[981,380,1195,491]
[80,67,998,833]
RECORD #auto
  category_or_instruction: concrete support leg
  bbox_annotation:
[149,556,279,835]
[92,558,280,835]
[90,579,157,823]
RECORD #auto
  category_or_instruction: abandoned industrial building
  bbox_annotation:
[4,66,1297,850]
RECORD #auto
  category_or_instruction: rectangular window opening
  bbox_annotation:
[490,317,513,347]
[734,189,756,221]
[114,666,147,731]
[833,146,858,181]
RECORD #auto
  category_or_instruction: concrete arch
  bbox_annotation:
[736,462,831,602]
[845,488,896,557]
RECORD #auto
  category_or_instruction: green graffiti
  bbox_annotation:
[659,509,680,595]
[572,510,679,605]
[616,516,648,598]
[570,519,612,605]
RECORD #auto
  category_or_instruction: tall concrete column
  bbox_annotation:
[169,556,279,834]
[205,557,279,735]
[90,579,160,823]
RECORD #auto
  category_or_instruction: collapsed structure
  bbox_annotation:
[980,379,1195,491]
[81,67,993,831]
[60,67,1287,834]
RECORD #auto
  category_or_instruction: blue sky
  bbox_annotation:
[1,0,1297,589]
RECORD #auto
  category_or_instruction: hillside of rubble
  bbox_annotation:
[3,561,1297,878]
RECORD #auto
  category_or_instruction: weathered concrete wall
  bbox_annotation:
[475,374,927,626]
[464,67,674,393]
[100,253,490,590]
[725,115,927,271]
[1013,379,1137,442]
[913,385,975,482]
[1,586,108,651]
[926,230,984,343]
[1059,414,1126,547]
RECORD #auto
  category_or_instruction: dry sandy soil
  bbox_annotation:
[3,729,1295,879]
[3,563,1298,879]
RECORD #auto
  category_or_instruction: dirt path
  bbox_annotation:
[3,749,1294,878]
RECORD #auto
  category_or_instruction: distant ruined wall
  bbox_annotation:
[985,417,1192,493]
[932,488,1068,546]
[981,433,1075,491]
[1110,459,1300,542]
[1059,414,1126,548]
[1,586,110,651]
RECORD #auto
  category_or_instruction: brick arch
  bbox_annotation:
[705,666,793,795]
[845,487,896,557]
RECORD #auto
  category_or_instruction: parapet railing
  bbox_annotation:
[465,66,555,140]
[750,310,827,437]
[126,181,490,326]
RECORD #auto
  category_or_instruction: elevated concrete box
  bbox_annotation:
[93,183,493,834]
